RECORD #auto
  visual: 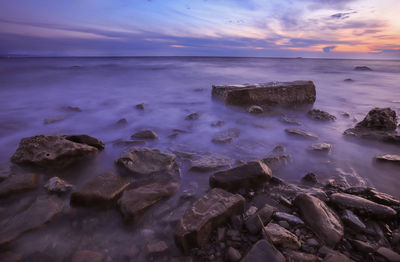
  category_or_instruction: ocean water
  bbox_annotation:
[0,57,399,260]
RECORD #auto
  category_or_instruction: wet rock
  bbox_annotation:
[131,130,158,140]
[211,128,240,144]
[264,223,301,249]
[301,173,318,185]
[368,189,400,207]
[319,247,354,262]
[115,118,127,125]
[357,107,397,131]
[294,193,344,247]
[245,204,278,234]
[0,195,64,246]
[174,188,245,252]
[247,105,264,114]
[70,172,130,207]
[43,116,67,125]
[211,120,225,127]
[11,135,99,168]
[375,154,400,164]
[65,134,105,150]
[118,180,180,220]
[376,247,400,262]
[241,239,285,262]
[212,81,316,106]
[210,160,272,192]
[146,240,169,255]
[329,193,397,219]
[354,66,372,71]
[0,173,40,197]
[185,112,199,120]
[115,148,176,176]
[44,176,73,193]
[285,128,318,139]
[310,143,332,152]
[61,106,82,112]
[351,240,375,253]
[341,209,366,231]
[308,109,336,121]
[135,103,147,109]
[72,250,104,262]
[189,154,232,172]
[284,250,319,262]
[273,212,305,226]
[226,247,241,262]
[281,116,302,125]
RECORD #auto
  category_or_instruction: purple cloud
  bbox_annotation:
[323,46,336,53]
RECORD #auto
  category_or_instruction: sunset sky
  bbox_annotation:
[0,0,399,58]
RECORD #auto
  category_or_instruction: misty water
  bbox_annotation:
[0,57,399,261]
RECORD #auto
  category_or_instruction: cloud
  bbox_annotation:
[323,46,336,52]
[331,11,357,20]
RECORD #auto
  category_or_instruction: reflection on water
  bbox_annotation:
[0,57,399,260]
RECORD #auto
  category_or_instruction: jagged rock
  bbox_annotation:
[264,223,301,249]
[0,195,64,246]
[301,173,318,185]
[310,143,332,152]
[226,247,241,262]
[356,108,397,131]
[65,134,105,150]
[294,194,343,247]
[354,66,372,71]
[44,176,73,193]
[72,250,104,262]
[284,250,319,262]
[174,188,245,252]
[273,212,304,226]
[0,173,40,197]
[115,148,176,176]
[247,105,264,114]
[308,109,336,121]
[70,172,130,207]
[212,81,316,106]
[241,239,285,262]
[185,113,199,120]
[285,128,318,139]
[376,247,400,262]
[341,209,366,231]
[189,154,232,172]
[210,160,272,192]
[146,240,169,255]
[131,130,158,140]
[329,193,397,219]
[211,128,240,144]
[245,204,278,234]
[325,167,368,190]
[135,103,147,110]
[11,135,99,168]
[118,180,180,220]
[375,154,400,164]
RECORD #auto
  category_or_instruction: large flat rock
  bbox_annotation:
[212,80,316,106]
[174,188,245,252]
[0,173,40,197]
[241,239,285,262]
[0,195,64,246]
[209,160,272,192]
[294,193,343,247]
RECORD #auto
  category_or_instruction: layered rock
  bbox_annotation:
[0,173,40,197]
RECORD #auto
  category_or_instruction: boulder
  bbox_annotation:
[241,239,285,262]
[174,188,245,252]
[356,108,397,131]
[247,105,264,114]
[65,134,105,150]
[10,135,99,168]
[44,176,73,193]
[118,180,180,220]
[294,194,343,247]
[210,160,272,192]
[376,247,400,262]
[212,81,316,106]
[189,154,232,172]
[0,195,64,246]
[329,193,397,219]
[264,223,301,249]
[131,130,158,140]
[285,128,318,139]
[211,128,240,144]
[0,173,40,197]
[245,204,278,234]
[72,250,104,262]
[308,109,336,121]
[354,66,372,71]
[70,172,130,207]
[375,154,400,164]
[310,143,332,152]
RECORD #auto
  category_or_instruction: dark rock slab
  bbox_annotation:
[174,188,245,252]
[210,160,272,192]
[368,189,400,207]
[0,173,40,197]
[285,128,318,139]
[72,250,104,262]
[211,128,240,144]
[189,154,232,172]
[245,204,277,234]
[131,130,158,140]
[212,81,316,106]
[0,195,64,246]
[308,109,336,121]
[70,172,130,207]
[294,193,343,247]
[241,239,285,262]
[65,134,105,150]
[351,240,376,253]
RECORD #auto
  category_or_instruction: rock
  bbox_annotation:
[354,66,372,71]
[308,109,336,121]
[43,116,67,125]
[0,195,64,246]
[185,113,199,120]
[264,223,301,249]
[212,81,316,106]
[368,189,400,207]
[351,240,375,253]
[310,143,332,152]
[0,173,40,197]
[65,134,105,150]
[211,120,225,127]
[301,173,318,185]
[285,128,318,139]
[44,176,73,193]
[321,249,354,262]
[112,139,146,147]
[329,193,397,219]
[344,78,354,82]
[146,240,169,255]
[294,193,343,247]
[118,180,180,220]
[116,118,127,125]
[210,160,272,192]
[262,154,291,169]
[281,116,302,125]
[344,127,400,144]
[11,135,99,168]
[306,238,319,247]
[62,106,82,112]
[1,251,22,262]
[284,250,319,262]
[189,154,232,172]
[278,220,290,229]
[135,103,147,109]
[273,212,304,226]
[211,128,240,144]
[341,209,366,231]
[241,239,285,262]
[376,247,400,262]
[131,130,158,140]
[115,148,176,176]
[72,250,104,262]
[341,111,351,117]
[245,204,278,234]
[174,188,245,252]
[247,105,264,114]
[375,154,400,164]
[70,172,130,207]
[356,108,397,131]
[226,247,241,262]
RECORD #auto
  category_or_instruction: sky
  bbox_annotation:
[0,0,399,59]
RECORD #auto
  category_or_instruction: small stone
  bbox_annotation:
[0,173,40,197]
[135,103,147,109]
[283,250,319,262]
[273,212,305,226]
[217,227,226,242]
[246,204,278,235]
[116,118,127,125]
[307,109,336,121]
[62,106,82,112]
[241,239,285,262]
[226,247,241,262]
[278,220,290,229]
[264,223,301,250]
[44,176,73,193]
[341,209,366,231]
[285,128,318,139]
[247,105,264,114]
[244,206,258,218]
[131,130,158,140]
[301,173,318,185]
[306,238,319,247]
[344,78,354,82]
[281,117,301,125]
[310,143,332,152]
[351,240,375,253]
[189,154,232,172]
[354,66,372,71]
[185,112,199,120]
[72,250,104,262]
[44,116,67,125]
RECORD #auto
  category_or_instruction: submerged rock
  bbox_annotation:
[189,154,232,172]
[115,118,128,126]
[375,154,400,164]
[211,128,240,144]
[308,109,336,121]
[44,176,73,193]
[131,130,158,140]
[72,250,104,262]
[354,66,372,71]
[0,173,40,197]
[211,120,225,127]
[209,160,272,192]
[241,239,285,262]
[185,112,199,120]
[310,143,332,152]
[212,81,316,106]
[264,223,301,250]
[61,106,82,112]
[65,134,105,150]
[247,105,264,114]
[11,135,99,168]
[285,128,318,139]
[174,188,245,252]
[135,103,147,110]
